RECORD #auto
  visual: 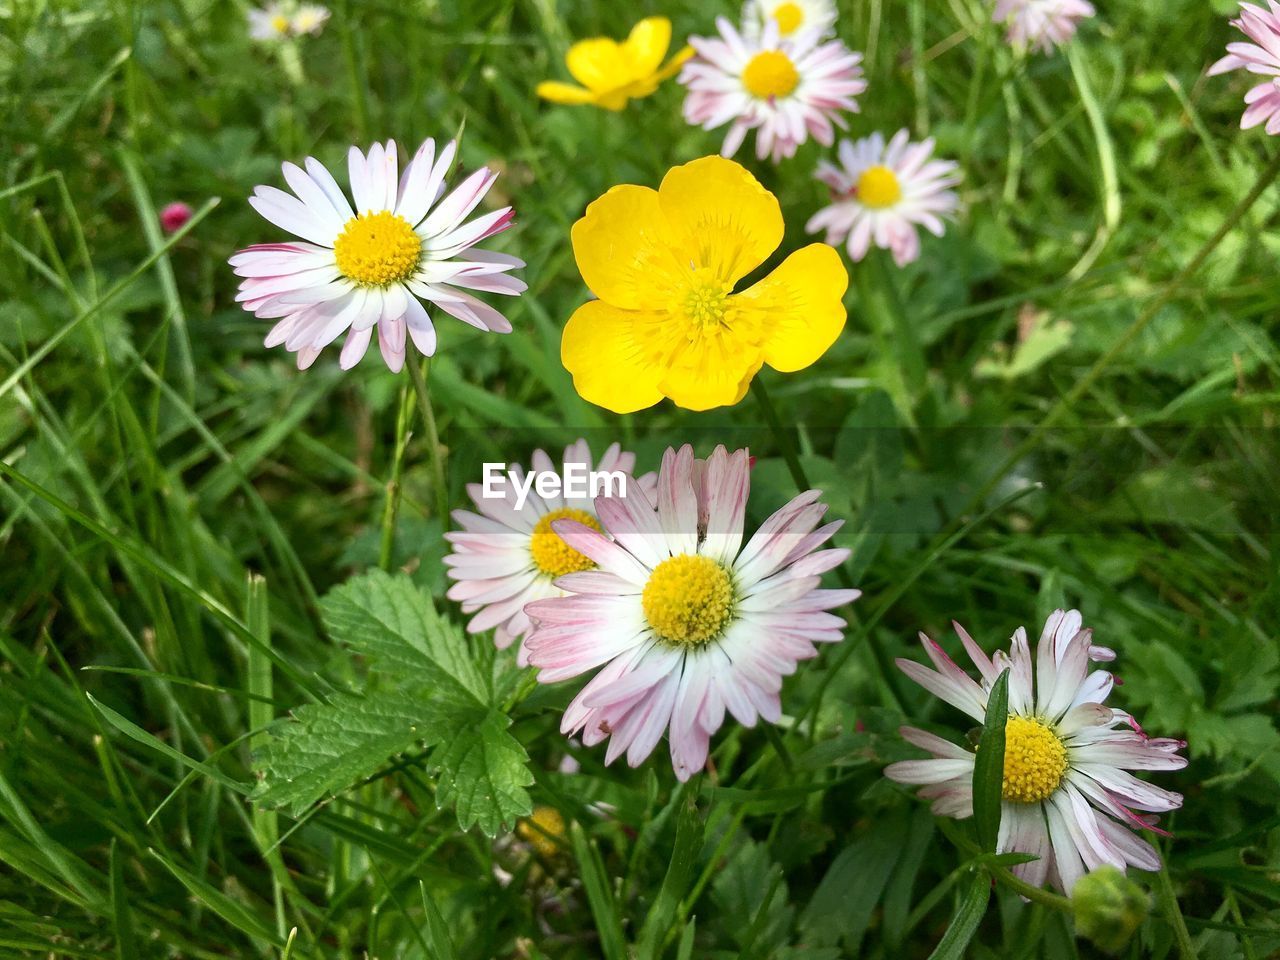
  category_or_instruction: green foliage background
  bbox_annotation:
[1,0,1278,957]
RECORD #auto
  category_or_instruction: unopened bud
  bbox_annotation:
[1073,866,1148,954]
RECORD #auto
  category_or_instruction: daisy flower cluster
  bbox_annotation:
[220,0,1227,911]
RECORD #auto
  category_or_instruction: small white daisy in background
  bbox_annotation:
[992,0,1095,55]
[248,3,294,42]
[885,610,1187,895]
[743,0,837,40]
[1209,2,1280,135]
[247,1,329,40]
[807,129,961,267]
[679,17,866,164]
[230,137,525,371]
[443,441,654,664]
[523,444,860,782]
[290,3,329,35]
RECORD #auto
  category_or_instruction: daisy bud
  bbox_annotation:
[159,201,193,235]
[1072,866,1149,954]
[517,806,566,858]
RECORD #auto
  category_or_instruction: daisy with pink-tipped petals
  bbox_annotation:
[885,610,1187,894]
[807,129,961,267]
[523,444,860,782]
[230,137,524,371]
[992,0,1095,55]
[679,18,866,163]
[443,440,654,664]
[1210,2,1280,135]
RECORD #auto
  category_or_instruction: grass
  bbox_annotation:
[2,0,1279,957]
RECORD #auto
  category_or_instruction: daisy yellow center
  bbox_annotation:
[271,13,290,33]
[680,267,733,332]
[856,165,903,209]
[642,554,734,647]
[517,805,566,858]
[1002,716,1069,804]
[333,211,422,287]
[742,50,800,99]
[530,508,600,577]
[772,2,805,34]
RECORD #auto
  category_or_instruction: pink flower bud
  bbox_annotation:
[160,202,193,234]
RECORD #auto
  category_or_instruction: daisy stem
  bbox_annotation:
[378,382,414,571]
[408,357,450,527]
[1155,862,1199,959]
[338,0,371,141]
[872,249,926,396]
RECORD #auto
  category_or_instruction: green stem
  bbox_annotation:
[987,864,1073,912]
[339,0,371,141]
[1156,862,1199,960]
[378,383,414,571]
[408,357,449,527]
[962,147,1280,520]
[874,249,926,395]
[749,378,809,491]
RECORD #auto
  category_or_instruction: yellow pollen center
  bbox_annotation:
[679,267,733,332]
[642,554,734,647]
[742,50,800,99]
[1002,716,1069,804]
[332,211,422,287]
[271,13,290,33]
[856,165,903,209]
[517,805,566,858]
[772,2,805,34]
[530,508,600,578]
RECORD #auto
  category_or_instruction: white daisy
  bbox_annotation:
[885,610,1187,894]
[248,3,294,41]
[291,4,329,35]
[992,0,1096,55]
[1209,2,1280,135]
[742,0,837,40]
[806,129,961,267]
[443,441,655,664]
[230,138,525,371]
[679,17,866,164]
[523,444,861,781]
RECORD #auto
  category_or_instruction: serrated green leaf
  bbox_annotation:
[320,568,487,708]
[254,571,534,836]
[253,690,443,815]
[430,709,533,835]
[973,670,1009,854]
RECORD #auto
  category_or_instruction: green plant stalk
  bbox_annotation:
[1156,861,1200,960]
[378,383,415,571]
[408,357,450,526]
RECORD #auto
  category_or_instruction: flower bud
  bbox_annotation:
[159,202,193,235]
[1073,866,1148,954]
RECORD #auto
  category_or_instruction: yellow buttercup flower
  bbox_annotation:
[537,17,693,111]
[561,156,848,413]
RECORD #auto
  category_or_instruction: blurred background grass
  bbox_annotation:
[1,0,1279,956]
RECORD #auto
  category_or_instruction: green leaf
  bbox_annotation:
[798,826,902,951]
[253,571,533,834]
[925,873,990,960]
[252,690,438,815]
[635,786,705,960]
[973,669,1009,854]
[320,568,487,708]
[430,709,533,836]
[570,821,628,960]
